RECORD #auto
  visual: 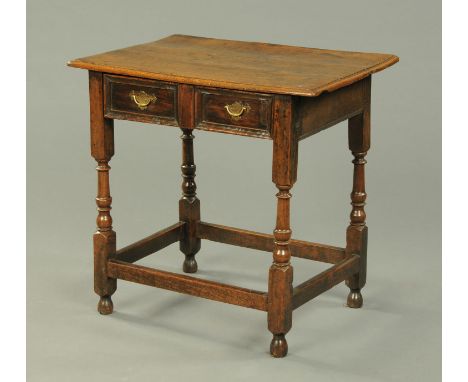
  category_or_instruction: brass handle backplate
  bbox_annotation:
[224,101,250,120]
[129,90,157,110]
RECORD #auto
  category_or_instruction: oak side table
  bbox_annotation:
[68,35,398,357]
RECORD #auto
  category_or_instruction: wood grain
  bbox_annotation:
[68,34,398,97]
[71,36,398,356]
[345,92,371,308]
[292,255,360,309]
[196,221,346,264]
[179,128,201,273]
[89,71,117,314]
[114,222,183,263]
[268,95,298,357]
[177,84,195,128]
[298,77,371,140]
[194,87,272,138]
[103,74,178,126]
[107,260,268,311]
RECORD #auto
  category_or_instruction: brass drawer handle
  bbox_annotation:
[129,90,157,110]
[224,101,250,120]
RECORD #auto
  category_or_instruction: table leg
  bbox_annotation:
[89,71,117,314]
[345,111,370,308]
[269,186,294,357]
[268,95,297,357]
[179,128,201,273]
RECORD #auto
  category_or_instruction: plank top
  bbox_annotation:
[68,34,398,97]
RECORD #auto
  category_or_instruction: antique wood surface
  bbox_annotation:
[69,36,398,358]
[297,76,371,140]
[68,34,398,96]
[179,128,201,273]
[114,222,183,264]
[107,260,268,311]
[292,255,360,310]
[194,87,273,138]
[268,95,297,357]
[104,74,178,126]
[177,84,195,128]
[196,221,346,264]
[345,82,371,309]
[89,71,117,315]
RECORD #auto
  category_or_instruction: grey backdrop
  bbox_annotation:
[27,0,441,381]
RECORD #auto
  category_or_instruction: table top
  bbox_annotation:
[68,34,398,97]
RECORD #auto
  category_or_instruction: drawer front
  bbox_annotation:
[104,75,178,125]
[195,88,273,138]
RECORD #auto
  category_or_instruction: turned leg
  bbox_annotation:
[94,161,117,314]
[346,106,370,308]
[268,95,297,357]
[269,186,294,357]
[89,71,117,314]
[179,128,201,273]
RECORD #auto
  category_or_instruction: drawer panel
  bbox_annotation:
[104,75,178,125]
[195,88,273,138]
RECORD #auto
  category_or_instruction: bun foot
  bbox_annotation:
[97,296,114,315]
[183,255,198,273]
[270,334,288,358]
[347,289,363,308]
